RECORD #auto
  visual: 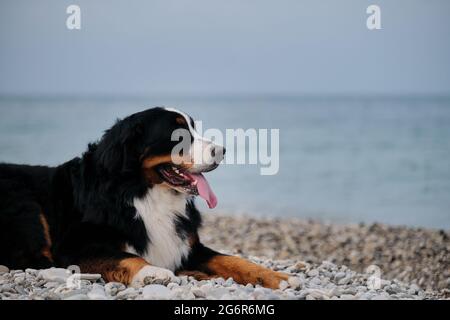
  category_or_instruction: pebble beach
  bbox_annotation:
[0,214,448,300]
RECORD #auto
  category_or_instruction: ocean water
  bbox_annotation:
[0,95,449,229]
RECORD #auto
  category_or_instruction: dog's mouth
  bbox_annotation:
[155,163,218,209]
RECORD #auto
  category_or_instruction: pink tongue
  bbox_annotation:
[186,172,217,209]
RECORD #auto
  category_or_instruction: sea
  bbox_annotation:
[0,95,449,229]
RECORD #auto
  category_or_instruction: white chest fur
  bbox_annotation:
[127,186,191,271]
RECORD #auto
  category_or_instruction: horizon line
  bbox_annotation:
[1,92,450,100]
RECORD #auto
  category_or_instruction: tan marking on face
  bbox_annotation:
[143,168,164,184]
[175,116,187,125]
[142,154,194,169]
[39,213,53,262]
[142,153,195,185]
[141,154,171,185]
[205,255,289,289]
[142,154,193,169]
[142,154,174,169]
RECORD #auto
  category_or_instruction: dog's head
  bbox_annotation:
[94,107,224,208]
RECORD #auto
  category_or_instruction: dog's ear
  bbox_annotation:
[95,118,144,174]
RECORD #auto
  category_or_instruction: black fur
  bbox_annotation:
[0,107,212,272]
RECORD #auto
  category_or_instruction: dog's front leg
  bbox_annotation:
[205,254,289,289]
[72,252,176,288]
[58,224,177,288]
[178,244,290,289]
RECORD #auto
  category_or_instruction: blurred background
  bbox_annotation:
[1,0,449,229]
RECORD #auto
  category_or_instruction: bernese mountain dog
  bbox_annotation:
[0,107,290,289]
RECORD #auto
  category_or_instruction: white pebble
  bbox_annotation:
[142,284,171,299]
[87,284,107,300]
[307,269,319,277]
[38,268,70,283]
[279,280,289,290]
[288,276,302,289]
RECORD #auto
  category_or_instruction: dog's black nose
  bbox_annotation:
[211,146,226,158]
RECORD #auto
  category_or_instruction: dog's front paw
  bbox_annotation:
[130,265,177,288]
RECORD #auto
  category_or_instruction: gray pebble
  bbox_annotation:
[309,277,322,286]
[0,265,10,274]
[192,288,206,298]
[79,273,102,281]
[0,256,440,300]
[87,284,107,300]
[104,282,126,296]
[279,280,289,290]
[307,269,319,277]
[338,276,352,285]
[64,294,90,300]
[142,284,171,299]
[334,272,346,281]
[209,287,229,299]
[39,268,70,283]
[116,287,138,299]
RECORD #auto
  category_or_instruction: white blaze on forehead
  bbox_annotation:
[164,107,216,168]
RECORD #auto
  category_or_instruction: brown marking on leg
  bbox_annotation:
[205,255,289,289]
[142,153,195,185]
[39,213,53,262]
[175,116,187,125]
[80,257,149,285]
[41,247,53,262]
[117,257,149,283]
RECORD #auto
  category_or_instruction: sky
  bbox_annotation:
[1,0,449,96]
